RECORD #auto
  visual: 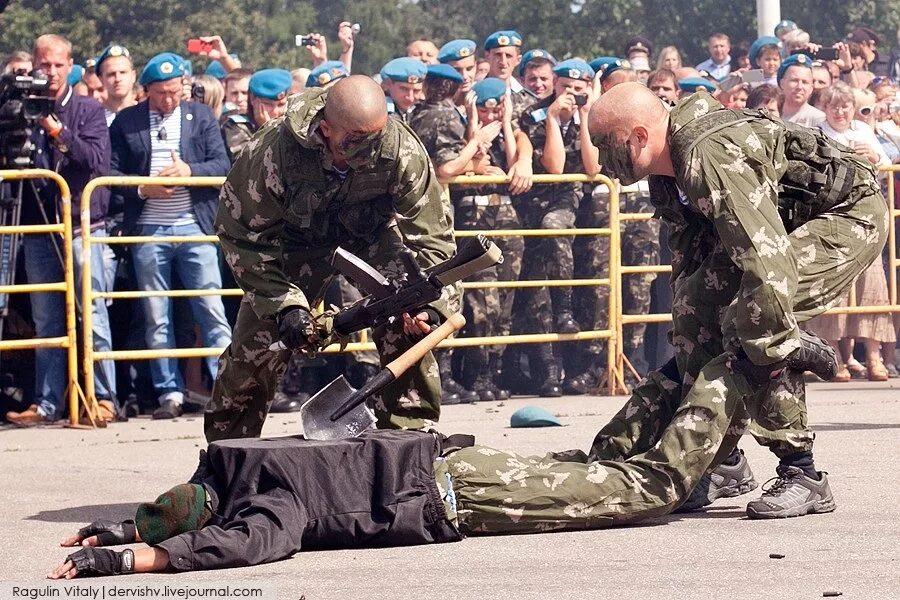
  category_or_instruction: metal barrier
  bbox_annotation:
[0,169,82,426]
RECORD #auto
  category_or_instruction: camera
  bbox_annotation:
[573,94,588,106]
[295,35,319,47]
[191,82,206,103]
[791,47,839,61]
[0,71,56,168]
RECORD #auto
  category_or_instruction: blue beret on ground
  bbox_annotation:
[438,39,477,64]
[306,61,350,88]
[510,406,562,428]
[472,77,507,107]
[484,30,523,51]
[139,52,187,86]
[518,49,557,76]
[380,57,428,83]
[426,63,463,83]
[553,58,595,82]
[249,68,293,99]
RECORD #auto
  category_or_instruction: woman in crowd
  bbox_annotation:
[191,74,225,119]
[657,46,682,71]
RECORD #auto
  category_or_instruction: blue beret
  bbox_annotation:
[139,53,187,86]
[589,57,630,82]
[249,68,293,100]
[472,77,506,107]
[774,19,798,37]
[677,77,718,93]
[95,44,131,74]
[553,58,595,82]
[777,53,813,83]
[183,60,193,77]
[67,65,84,87]
[438,39,477,64]
[484,30,523,51]
[518,49,557,76]
[510,406,562,428]
[380,57,427,83]
[748,36,780,67]
[306,60,349,88]
[205,60,227,80]
[426,63,463,83]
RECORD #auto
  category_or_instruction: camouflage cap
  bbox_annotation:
[135,483,212,545]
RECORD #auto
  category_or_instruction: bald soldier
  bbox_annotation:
[585,83,887,517]
[207,75,459,442]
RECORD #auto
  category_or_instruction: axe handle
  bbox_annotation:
[385,312,466,378]
[329,312,466,422]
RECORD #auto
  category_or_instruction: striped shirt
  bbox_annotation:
[137,105,196,226]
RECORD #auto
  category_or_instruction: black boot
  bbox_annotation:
[550,287,580,334]
[499,346,532,395]
[488,354,511,400]
[530,344,562,397]
[470,362,497,402]
[436,349,476,404]
[271,356,307,413]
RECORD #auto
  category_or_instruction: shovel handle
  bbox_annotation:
[386,312,466,379]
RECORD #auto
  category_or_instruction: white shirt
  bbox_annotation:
[138,105,195,226]
[819,119,890,168]
[783,103,826,129]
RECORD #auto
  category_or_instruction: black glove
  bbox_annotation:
[66,547,135,577]
[786,330,838,381]
[276,307,315,350]
[76,519,137,546]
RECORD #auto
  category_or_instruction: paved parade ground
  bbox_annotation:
[1,382,898,600]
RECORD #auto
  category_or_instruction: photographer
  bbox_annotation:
[4,34,116,426]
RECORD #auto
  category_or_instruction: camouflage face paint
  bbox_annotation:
[591,131,640,185]
[340,130,383,169]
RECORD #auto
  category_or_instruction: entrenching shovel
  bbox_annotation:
[300,312,466,440]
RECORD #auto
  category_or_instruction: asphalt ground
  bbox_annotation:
[1,381,898,600]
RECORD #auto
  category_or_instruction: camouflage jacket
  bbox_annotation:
[220,113,258,163]
[216,87,457,320]
[407,99,467,167]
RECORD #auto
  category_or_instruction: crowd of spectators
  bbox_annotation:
[1,17,899,426]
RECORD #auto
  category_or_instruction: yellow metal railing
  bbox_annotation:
[0,169,83,426]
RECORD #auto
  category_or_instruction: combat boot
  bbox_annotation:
[271,356,307,413]
[468,362,497,402]
[488,354,510,400]
[499,346,533,395]
[550,287,580,334]
[530,344,562,397]
[436,349,476,404]
[676,448,758,512]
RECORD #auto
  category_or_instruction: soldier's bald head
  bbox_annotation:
[587,82,673,184]
[324,75,388,132]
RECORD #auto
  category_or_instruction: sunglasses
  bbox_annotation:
[857,105,875,116]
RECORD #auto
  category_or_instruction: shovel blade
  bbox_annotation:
[300,375,377,440]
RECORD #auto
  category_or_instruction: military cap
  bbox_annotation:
[774,19,798,38]
[306,60,350,88]
[438,39,477,64]
[552,58,594,82]
[677,77,718,93]
[624,35,653,58]
[518,49,557,76]
[205,59,227,80]
[426,63,463,83]
[249,68,292,100]
[483,30,523,51]
[777,53,813,83]
[67,65,84,87]
[95,44,131,74]
[472,77,507,107]
[748,36,780,67]
[139,52,187,86]
[183,60,193,77]
[380,57,428,83]
[589,57,631,82]
[510,406,562,428]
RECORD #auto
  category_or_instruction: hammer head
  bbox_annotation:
[300,375,377,440]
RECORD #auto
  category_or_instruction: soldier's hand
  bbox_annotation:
[465,91,479,129]
[49,548,135,579]
[501,94,513,125]
[474,121,502,146]
[549,93,574,117]
[402,311,434,339]
[61,520,137,548]
[507,158,533,195]
[578,87,596,116]
[786,330,838,381]
[480,165,506,177]
[277,307,318,351]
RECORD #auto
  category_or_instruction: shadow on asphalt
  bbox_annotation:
[26,503,140,523]
[812,422,900,431]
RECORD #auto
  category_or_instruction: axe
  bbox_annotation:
[300,312,466,440]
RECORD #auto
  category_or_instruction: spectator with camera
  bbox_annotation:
[4,34,117,426]
[108,52,232,420]
[2,50,32,74]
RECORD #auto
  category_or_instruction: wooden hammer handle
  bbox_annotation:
[385,313,466,379]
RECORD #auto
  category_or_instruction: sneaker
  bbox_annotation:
[676,449,758,512]
[746,465,836,519]
[152,399,183,420]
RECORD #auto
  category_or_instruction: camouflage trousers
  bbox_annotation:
[456,199,523,364]
[206,226,449,442]
[572,187,660,371]
[445,190,887,534]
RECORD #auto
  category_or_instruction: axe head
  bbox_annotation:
[300,375,377,440]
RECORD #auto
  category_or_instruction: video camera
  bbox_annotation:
[0,70,56,168]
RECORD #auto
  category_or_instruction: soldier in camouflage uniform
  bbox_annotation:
[207,75,459,442]
[220,69,292,163]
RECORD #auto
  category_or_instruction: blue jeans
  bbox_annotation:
[23,229,116,419]
[132,223,232,403]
